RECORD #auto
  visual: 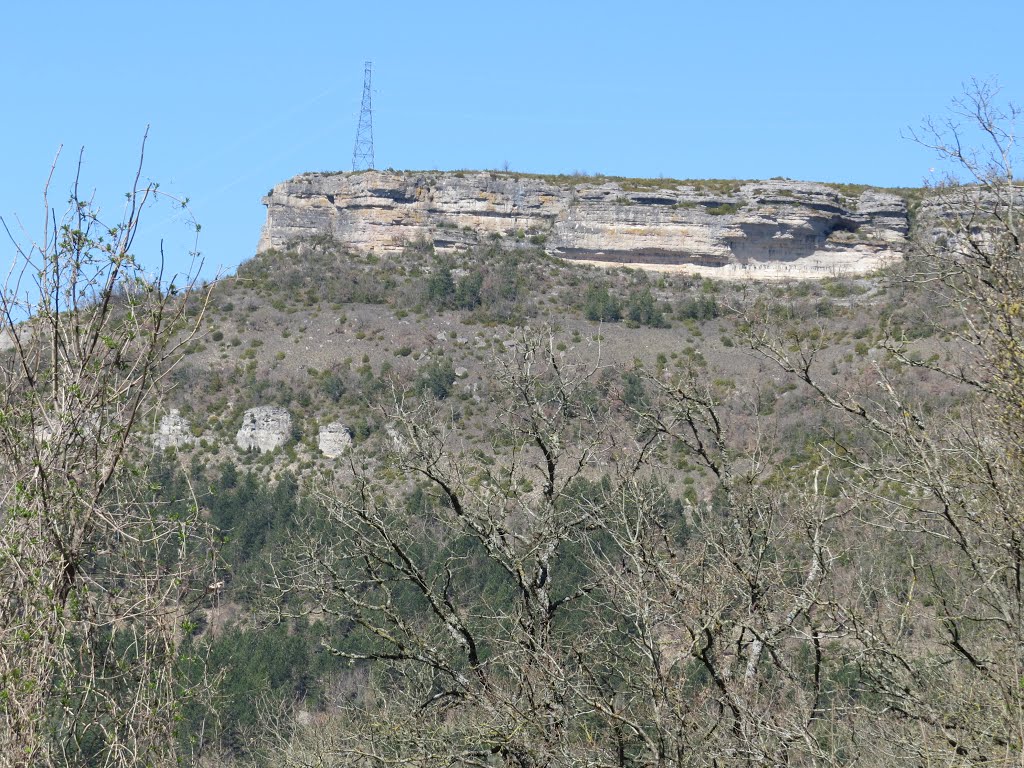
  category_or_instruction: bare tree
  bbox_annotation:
[745,80,1024,767]
[274,334,620,767]
[271,336,855,767]
[253,81,1024,768]
[0,139,214,768]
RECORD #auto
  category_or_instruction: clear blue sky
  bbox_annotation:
[2,0,1021,280]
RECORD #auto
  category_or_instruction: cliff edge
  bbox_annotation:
[259,171,909,278]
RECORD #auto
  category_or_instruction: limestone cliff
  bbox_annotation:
[235,406,291,453]
[154,409,195,450]
[317,422,352,458]
[259,171,910,278]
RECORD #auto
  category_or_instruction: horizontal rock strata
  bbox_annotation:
[260,171,910,277]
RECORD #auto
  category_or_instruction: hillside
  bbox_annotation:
[162,235,938,481]
[7,156,1022,768]
[144,228,996,766]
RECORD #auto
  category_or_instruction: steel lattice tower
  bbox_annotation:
[352,61,375,171]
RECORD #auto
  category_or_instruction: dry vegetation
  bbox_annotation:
[3,83,1022,768]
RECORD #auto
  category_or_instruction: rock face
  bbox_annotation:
[259,171,910,278]
[155,409,195,449]
[236,406,291,453]
[318,422,352,458]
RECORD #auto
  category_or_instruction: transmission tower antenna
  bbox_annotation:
[352,61,375,171]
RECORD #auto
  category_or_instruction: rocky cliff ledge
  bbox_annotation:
[259,171,910,278]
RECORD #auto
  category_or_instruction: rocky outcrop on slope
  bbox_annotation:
[235,406,291,453]
[154,409,195,450]
[259,171,910,277]
[318,422,352,458]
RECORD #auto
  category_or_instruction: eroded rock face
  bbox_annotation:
[236,406,291,453]
[259,171,910,278]
[155,409,195,450]
[318,422,352,458]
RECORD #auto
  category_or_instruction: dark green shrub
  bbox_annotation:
[626,288,669,327]
[455,270,483,310]
[583,285,621,322]
[676,296,719,321]
[426,260,455,308]
[417,359,457,400]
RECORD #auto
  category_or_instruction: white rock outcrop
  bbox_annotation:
[155,409,195,449]
[318,422,353,458]
[235,406,291,453]
[385,424,406,451]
